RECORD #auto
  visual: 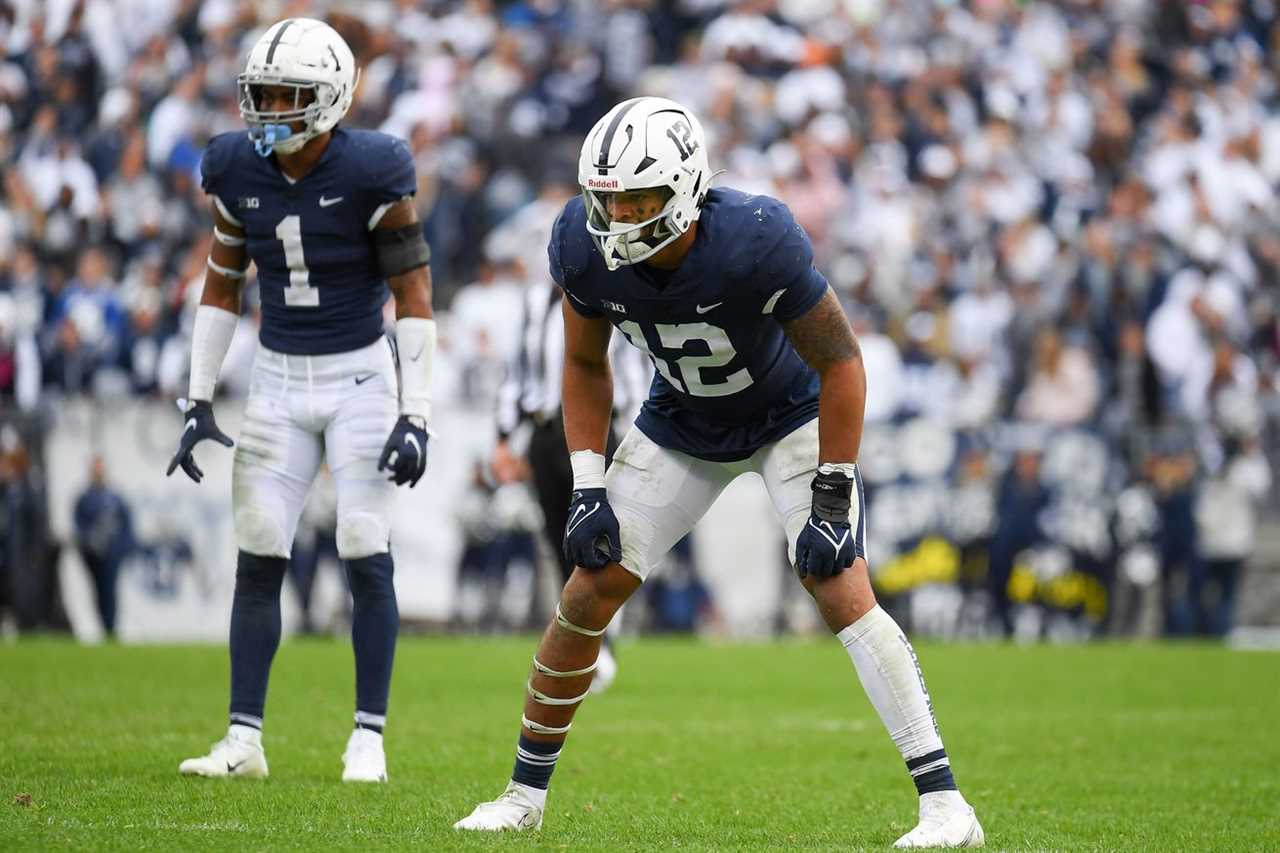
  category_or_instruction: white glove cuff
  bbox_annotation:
[570,450,607,490]
[188,305,239,401]
[396,317,436,420]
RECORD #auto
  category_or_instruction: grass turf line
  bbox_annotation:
[1,637,1277,851]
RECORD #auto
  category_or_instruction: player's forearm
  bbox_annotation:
[187,299,240,403]
[387,265,436,419]
[389,268,433,319]
[200,264,245,313]
[562,357,613,455]
[816,357,866,464]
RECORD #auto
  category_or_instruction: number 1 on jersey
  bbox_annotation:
[275,215,317,307]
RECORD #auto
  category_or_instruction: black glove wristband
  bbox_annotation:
[810,470,853,523]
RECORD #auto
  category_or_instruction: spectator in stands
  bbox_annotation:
[1015,325,1101,426]
[1193,396,1272,637]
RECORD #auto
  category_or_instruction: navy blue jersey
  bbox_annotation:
[201,128,416,355]
[550,187,828,462]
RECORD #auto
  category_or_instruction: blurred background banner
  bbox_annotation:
[3,0,1280,643]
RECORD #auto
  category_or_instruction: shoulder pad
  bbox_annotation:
[748,194,813,287]
[549,196,592,286]
[199,132,250,195]
[348,130,417,202]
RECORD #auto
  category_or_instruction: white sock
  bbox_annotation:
[513,780,548,810]
[921,790,967,809]
[228,724,262,747]
[836,605,945,763]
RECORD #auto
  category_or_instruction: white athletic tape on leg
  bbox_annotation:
[522,715,571,735]
[555,603,606,637]
[533,656,598,678]
[527,679,590,706]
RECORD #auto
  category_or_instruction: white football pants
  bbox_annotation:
[232,337,399,560]
[605,418,866,580]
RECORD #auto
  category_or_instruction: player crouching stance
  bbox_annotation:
[168,19,434,784]
[454,97,983,847]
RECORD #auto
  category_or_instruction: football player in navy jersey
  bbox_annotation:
[167,19,435,784]
[456,98,983,848]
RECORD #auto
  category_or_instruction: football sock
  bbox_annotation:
[228,723,262,746]
[837,605,958,795]
[354,710,386,735]
[346,553,398,717]
[228,551,287,724]
[511,734,561,796]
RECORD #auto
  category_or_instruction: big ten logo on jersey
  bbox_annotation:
[603,300,627,314]
[238,196,260,210]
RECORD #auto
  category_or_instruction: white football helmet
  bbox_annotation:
[238,18,358,157]
[578,97,711,270]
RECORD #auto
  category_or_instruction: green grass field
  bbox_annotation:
[1,637,1277,851]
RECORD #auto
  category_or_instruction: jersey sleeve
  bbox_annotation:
[753,198,829,322]
[361,134,417,229]
[199,133,242,226]
[549,200,604,317]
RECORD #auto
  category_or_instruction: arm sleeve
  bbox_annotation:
[755,200,829,322]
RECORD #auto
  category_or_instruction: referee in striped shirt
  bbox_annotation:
[492,278,650,692]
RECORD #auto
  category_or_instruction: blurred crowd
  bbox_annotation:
[2,0,1279,637]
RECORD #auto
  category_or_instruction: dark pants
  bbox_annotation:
[82,553,120,636]
[526,413,620,584]
[1193,557,1242,637]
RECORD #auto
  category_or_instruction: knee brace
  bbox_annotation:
[336,511,390,559]
[235,505,290,558]
[346,552,396,603]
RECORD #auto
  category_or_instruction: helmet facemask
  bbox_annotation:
[239,78,328,157]
[582,186,682,270]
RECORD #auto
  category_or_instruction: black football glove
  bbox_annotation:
[794,469,857,579]
[378,415,429,487]
[166,400,234,483]
[563,488,622,570]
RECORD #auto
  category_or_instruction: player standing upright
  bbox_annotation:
[167,18,435,784]
[454,97,983,847]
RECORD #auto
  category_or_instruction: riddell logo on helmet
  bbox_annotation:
[585,177,621,190]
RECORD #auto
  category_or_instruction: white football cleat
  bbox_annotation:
[453,782,544,831]
[341,728,387,783]
[179,727,268,779]
[590,644,617,695]
[893,792,984,848]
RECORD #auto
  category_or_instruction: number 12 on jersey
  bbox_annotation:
[618,320,752,397]
[276,215,318,307]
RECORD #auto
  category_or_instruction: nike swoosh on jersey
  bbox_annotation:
[319,195,344,207]
[695,302,723,314]
[354,374,375,385]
